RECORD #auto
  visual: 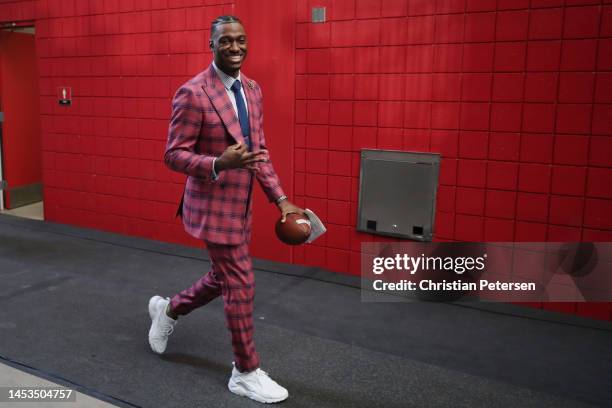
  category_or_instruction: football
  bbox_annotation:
[275,213,311,245]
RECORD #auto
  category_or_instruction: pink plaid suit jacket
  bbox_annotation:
[164,65,286,245]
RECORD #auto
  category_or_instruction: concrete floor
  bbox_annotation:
[1,214,611,407]
[0,201,44,220]
[0,362,118,408]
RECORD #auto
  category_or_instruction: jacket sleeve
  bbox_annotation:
[254,87,286,203]
[164,86,215,181]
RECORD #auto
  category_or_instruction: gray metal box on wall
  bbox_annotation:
[357,149,440,241]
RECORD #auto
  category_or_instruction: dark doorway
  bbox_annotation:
[0,23,43,220]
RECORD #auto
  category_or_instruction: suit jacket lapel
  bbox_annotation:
[201,65,245,145]
[242,74,260,151]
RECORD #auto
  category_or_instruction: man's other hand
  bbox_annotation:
[215,143,268,172]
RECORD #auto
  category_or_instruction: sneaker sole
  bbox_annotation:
[148,296,166,354]
[228,380,288,404]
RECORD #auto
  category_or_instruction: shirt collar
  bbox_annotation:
[212,61,241,91]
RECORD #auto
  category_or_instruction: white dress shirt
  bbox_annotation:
[212,61,248,117]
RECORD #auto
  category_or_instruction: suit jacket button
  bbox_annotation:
[220,183,226,189]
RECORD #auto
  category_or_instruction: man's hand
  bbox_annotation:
[245,149,269,174]
[277,199,305,223]
[215,143,268,173]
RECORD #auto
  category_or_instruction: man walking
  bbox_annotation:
[148,15,301,404]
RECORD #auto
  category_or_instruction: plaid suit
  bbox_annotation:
[165,64,285,245]
[164,65,285,372]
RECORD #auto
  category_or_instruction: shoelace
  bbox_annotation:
[157,303,175,336]
[254,368,272,386]
[162,323,174,335]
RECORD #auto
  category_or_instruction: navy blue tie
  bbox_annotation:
[230,80,251,150]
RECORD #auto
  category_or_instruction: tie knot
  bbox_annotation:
[231,80,241,92]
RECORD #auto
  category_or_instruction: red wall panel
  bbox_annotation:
[13,0,235,245]
[294,1,612,321]
[235,0,296,262]
[2,0,611,321]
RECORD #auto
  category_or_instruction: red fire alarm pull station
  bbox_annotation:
[58,87,72,106]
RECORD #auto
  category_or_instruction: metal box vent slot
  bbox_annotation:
[311,7,326,23]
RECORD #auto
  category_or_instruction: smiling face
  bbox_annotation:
[210,22,248,78]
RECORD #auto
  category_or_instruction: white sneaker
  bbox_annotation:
[228,363,289,403]
[148,296,177,354]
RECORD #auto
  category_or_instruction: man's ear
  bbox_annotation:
[208,40,214,50]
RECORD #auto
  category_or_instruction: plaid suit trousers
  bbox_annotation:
[169,241,259,372]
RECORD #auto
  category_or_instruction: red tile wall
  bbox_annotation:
[2,0,611,321]
[1,0,234,247]
[294,0,612,321]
